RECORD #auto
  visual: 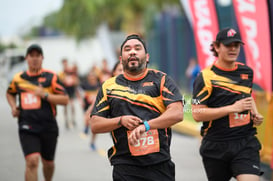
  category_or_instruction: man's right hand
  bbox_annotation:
[231,97,252,113]
[119,115,142,130]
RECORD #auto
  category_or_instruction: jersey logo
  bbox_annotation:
[227,29,236,37]
[192,98,201,105]
[240,74,248,80]
[22,124,31,130]
[142,82,154,87]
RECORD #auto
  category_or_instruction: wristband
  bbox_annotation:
[143,120,150,131]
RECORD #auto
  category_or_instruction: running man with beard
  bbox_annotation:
[90,34,183,180]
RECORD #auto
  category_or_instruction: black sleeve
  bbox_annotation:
[161,75,183,107]
[192,72,211,105]
[91,85,110,118]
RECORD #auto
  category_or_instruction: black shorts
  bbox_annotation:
[65,86,76,99]
[19,131,58,161]
[112,160,175,181]
[200,136,262,181]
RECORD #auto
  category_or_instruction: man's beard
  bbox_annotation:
[123,56,146,73]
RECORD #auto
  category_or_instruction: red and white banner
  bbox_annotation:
[181,0,219,69]
[233,0,272,93]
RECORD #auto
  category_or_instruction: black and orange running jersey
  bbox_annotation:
[58,70,78,98]
[80,81,100,110]
[192,62,256,141]
[58,69,78,88]
[7,69,66,133]
[91,69,182,166]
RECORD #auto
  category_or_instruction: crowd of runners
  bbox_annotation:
[6,29,265,181]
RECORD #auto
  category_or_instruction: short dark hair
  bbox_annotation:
[120,34,147,55]
[210,42,220,57]
[211,28,244,57]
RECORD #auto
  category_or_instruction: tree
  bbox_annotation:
[42,0,181,40]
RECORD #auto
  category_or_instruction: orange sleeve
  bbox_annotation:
[7,73,21,94]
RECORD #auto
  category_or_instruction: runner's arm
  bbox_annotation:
[6,92,16,109]
[148,101,183,129]
[6,92,20,117]
[192,97,253,122]
[34,85,69,105]
[43,93,69,105]
[84,96,96,126]
[128,101,183,146]
[91,115,142,133]
[90,115,121,133]
[251,97,259,114]
[250,97,263,126]
[192,104,234,122]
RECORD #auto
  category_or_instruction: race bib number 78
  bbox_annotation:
[127,129,160,156]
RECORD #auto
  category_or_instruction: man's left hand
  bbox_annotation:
[251,112,263,126]
[128,124,146,146]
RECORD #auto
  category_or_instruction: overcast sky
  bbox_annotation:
[0,0,63,37]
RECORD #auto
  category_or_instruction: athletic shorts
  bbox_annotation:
[112,160,175,181]
[200,136,262,181]
[19,131,58,161]
[65,86,76,99]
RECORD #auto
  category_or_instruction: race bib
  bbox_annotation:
[21,92,41,110]
[127,129,160,156]
[229,112,250,128]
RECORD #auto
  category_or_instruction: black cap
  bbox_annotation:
[120,34,147,54]
[26,44,43,56]
[216,28,244,45]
